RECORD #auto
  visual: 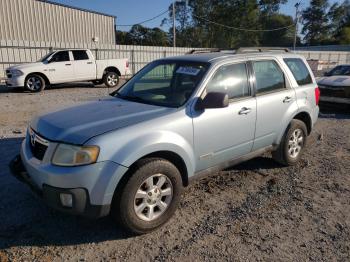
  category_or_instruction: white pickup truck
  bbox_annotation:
[5,49,130,92]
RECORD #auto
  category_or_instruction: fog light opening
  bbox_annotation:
[60,193,73,207]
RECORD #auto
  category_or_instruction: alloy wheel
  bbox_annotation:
[133,174,173,222]
[288,128,304,158]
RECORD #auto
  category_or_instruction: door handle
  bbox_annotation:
[65,63,71,66]
[283,96,293,103]
[238,107,251,115]
[87,62,93,64]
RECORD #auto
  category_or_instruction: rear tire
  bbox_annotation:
[111,158,183,234]
[24,74,45,92]
[103,71,119,88]
[272,119,308,166]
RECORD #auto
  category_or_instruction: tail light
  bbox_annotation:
[315,86,320,105]
[126,60,129,68]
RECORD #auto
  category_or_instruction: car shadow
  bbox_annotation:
[0,82,103,94]
[0,137,132,250]
[0,80,126,94]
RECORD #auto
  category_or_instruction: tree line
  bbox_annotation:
[115,0,350,48]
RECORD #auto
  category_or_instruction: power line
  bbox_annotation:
[192,14,295,32]
[117,9,169,27]
[116,7,295,32]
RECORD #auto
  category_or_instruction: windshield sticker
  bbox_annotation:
[176,67,201,76]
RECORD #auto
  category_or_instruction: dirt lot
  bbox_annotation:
[0,84,349,261]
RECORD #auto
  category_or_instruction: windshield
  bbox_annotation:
[38,52,55,62]
[328,65,350,76]
[113,60,209,107]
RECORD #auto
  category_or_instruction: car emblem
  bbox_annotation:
[30,133,36,147]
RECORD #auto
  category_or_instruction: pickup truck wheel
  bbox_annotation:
[112,158,183,234]
[272,119,307,166]
[25,74,45,92]
[104,72,119,87]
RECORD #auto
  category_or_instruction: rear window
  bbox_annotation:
[284,58,313,86]
[72,50,89,60]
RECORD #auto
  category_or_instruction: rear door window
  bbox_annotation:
[284,58,313,85]
[72,50,89,60]
[252,60,285,94]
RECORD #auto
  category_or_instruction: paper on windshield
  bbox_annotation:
[176,67,201,76]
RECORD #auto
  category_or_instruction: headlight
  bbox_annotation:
[52,144,100,166]
[11,69,24,77]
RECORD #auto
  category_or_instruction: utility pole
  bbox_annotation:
[293,2,300,51]
[173,0,176,47]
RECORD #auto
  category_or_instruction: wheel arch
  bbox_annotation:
[25,72,50,86]
[293,111,312,135]
[276,110,312,145]
[103,66,121,76]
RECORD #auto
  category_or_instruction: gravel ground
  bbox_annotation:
[0,83,349,261]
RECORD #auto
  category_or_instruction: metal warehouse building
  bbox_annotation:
[0,0,116,46]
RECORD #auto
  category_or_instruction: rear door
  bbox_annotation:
[72,50,96,81]
[250,58,297,150]
[192,61,257,171]
[47,51,75,83]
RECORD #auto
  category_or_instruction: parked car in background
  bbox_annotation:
[5,49,130,92]
[10,49,319,234]
[317,65,350,108]
[323,65,350,77]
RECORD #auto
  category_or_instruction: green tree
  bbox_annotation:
[115,25,169,46]
[328,0,350,43]
[338,26,350,44]
[260,14,294,46]
[301,0,331,45]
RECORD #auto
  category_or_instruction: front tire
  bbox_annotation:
[24,74,45,92]
[112,158,183,234]
[272,119,308,166]
[103,71,119,88]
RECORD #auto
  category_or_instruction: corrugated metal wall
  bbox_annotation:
[0,0,115,45]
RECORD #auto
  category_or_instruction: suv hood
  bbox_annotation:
[317,75,350,86]
[31,97,173,144]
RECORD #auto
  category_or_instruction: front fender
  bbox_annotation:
[89,130,196,178]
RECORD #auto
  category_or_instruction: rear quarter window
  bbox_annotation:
[284,58,313,86]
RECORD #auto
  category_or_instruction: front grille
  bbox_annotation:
[29,131,49,161]
[319,85,350,98]
[6,70,12,79]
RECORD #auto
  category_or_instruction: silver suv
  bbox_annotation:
[10,49,320,234]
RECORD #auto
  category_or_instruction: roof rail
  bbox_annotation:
[236,47,290,53]
[187,47,290,55]
[187,48,221,54]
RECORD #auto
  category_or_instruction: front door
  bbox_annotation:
[47,51,75,83]
[192,62,257,171]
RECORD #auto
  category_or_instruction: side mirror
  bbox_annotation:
[324,71,330,77]
[196,92,229,110]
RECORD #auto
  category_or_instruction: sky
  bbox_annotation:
[51,0,340,32]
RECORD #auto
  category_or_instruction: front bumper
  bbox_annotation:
[5,75,25,87]
[9,155,111,218]
[12,137,129,218]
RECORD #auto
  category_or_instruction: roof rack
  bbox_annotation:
[235,47,290,53]
[187,47,290,55]
[187,48,221,54]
